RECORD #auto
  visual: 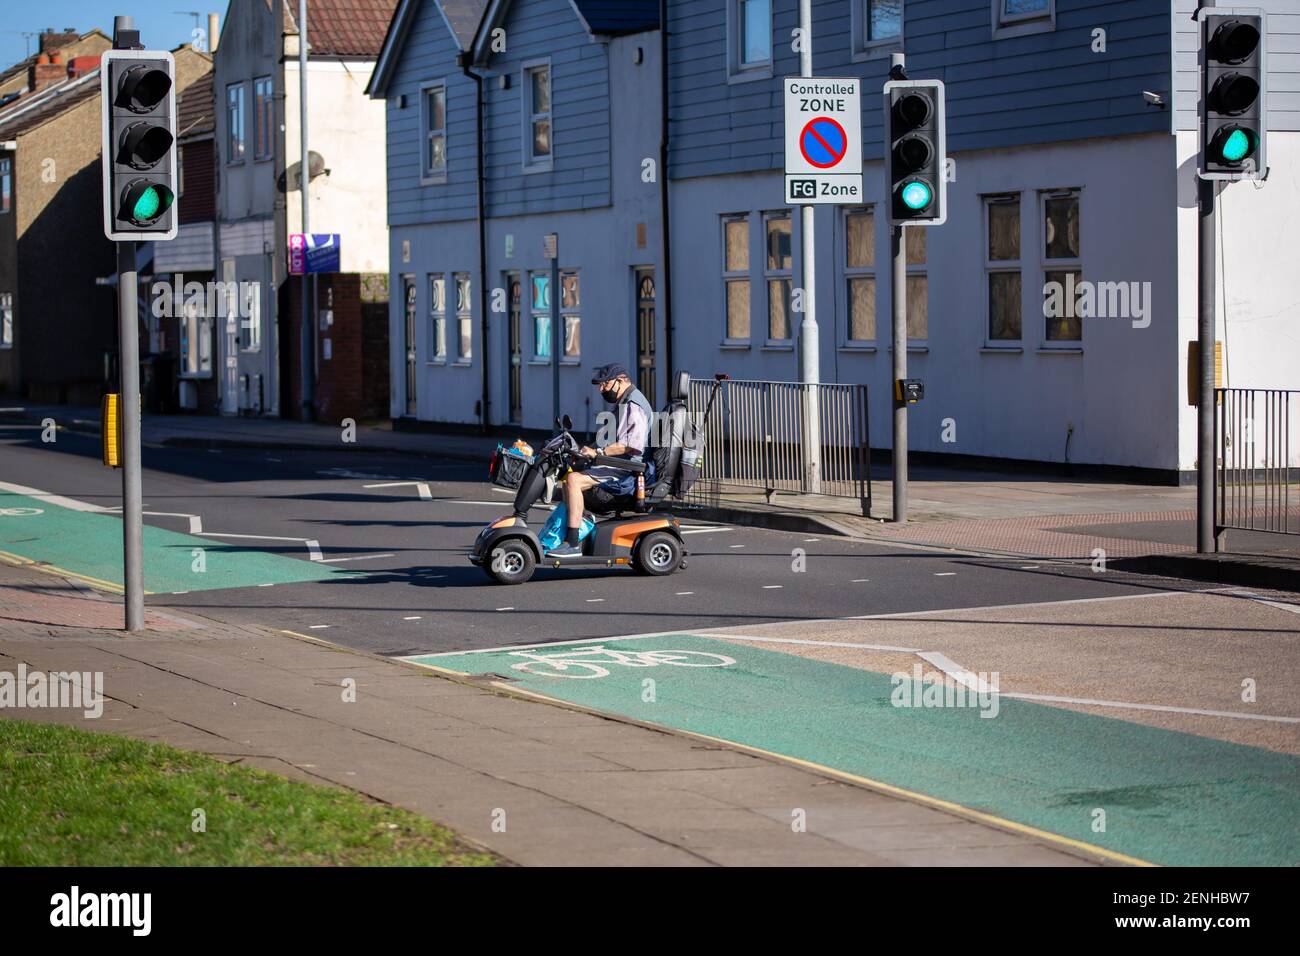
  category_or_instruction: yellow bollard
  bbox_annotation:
[102,393,122,468]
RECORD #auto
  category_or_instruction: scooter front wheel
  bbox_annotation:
[485,539,537,585]
[633,531,683,576]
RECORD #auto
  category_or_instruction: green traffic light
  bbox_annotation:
[1220,128,1251,162]
[901,181,932,210]
[133,186,162,221]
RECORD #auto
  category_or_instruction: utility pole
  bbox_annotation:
[797,0,821,494]
[299,0,314,422]
[545,233,560,424]
[890,52,908,523]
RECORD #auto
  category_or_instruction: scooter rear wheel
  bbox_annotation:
[633,531,683,576]
[485,539,536,585]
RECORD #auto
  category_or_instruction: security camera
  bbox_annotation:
[1143,91,1166,108]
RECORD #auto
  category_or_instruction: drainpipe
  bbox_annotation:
[657,1,673,388]
[459,52,490,432]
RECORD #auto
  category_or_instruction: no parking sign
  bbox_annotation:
[784,77,862,204]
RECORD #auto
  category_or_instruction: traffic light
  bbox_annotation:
[1198,9,1267,181]
[883,79,946,225]
[101,50,178,240]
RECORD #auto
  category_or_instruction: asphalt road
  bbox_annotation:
[1,423,1164,655]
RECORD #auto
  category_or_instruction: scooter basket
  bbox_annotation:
[489,447,534,489]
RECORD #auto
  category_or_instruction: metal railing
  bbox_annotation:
[1217,388,1299,537]
[687,378,870,515]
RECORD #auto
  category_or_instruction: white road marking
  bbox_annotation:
[491,487,514,494]
[0,480,109,513]
[849,589,1185,620]
[318,553,396,563]
[762,585,783,590]
[728,544,746,549]
[403,616,422,621]
[917,651,995,694]
[496,607,514,612]
[258,583,274,588]
[679,526,731,535]
[1215,589,1300,616]
[308,625,330,630]
[711,634,925,653]
[586,598,605,603]
[1020,565,1040,569]
[999,692,1300,724]
[364,481,433,499]
[306,540,322,562]
[675,591,694,595]
[934,572,957,577]
[197,530,324,562]
[852,578,869,583]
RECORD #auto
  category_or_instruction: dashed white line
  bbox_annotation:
[762,585,783,590]
[675,591,694,595]
[934,572,957,576]
[308,625,330,630]
[496,607,514,612]
[852,578,869,583]
[365,481,433,500]
[586,598,605,603]
[403,616,422,621]
[319,553,396,563]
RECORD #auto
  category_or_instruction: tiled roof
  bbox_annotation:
[0,71,100,139]
[285,0,400,58]
[571,0,659,36]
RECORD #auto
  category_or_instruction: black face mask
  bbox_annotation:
[600,387,620,404]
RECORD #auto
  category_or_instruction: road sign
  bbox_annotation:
[784,77,862,204]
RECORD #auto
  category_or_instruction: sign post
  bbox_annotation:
[543,233,560,427]
[785,65,862,495]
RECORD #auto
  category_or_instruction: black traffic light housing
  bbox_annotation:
[1198,8,1267,181]
[883,79,947,226]
[101,50,178,240]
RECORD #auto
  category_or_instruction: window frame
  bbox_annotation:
[762,210,794,347]
[983,193,1024,348]
[420,80,448,184]
[852,0,906,62]
[728,0,773,83]
[904,226,928,345]
[179,295,213,378]
[225,83,245,166]
[0,156,11,215]
[453,272,472,364]
[841,206,878,349]
[992,0,1055,40]
[529,270,553,362]
[559,269,580,363]
[521,60,553,173]
[252,75,274,162]
[1039,188,1083,349]
[428,273,447,363]
[0,291,12,349]
[721,214,752,347]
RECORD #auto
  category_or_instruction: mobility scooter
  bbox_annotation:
[469,372,722,585]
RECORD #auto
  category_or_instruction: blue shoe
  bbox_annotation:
[547,542,584,558]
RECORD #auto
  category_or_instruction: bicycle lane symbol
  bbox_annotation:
[507,644,737,679]
[0,508,44,517]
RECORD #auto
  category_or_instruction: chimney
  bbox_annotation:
[209,13,220,53]
[30,53,65,93]
[38,27,79,55]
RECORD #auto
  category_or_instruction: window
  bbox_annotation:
[764,213,792,343]
[226,84,245,164]
[1042,190,1081,344]
[560,271,580,358]
[905,227,927,341]
[531,271,551,359]
[179,297,212,377]
[722,216,750,342]
[253,76,273,160]
[984,195,1022,343]
[429,274,446,360]
[0,157,10,214]
[454,272,472,361]
[421,83,447,181]
[0,292,12,348]
[523,64,551,168]
[854,0,904,58]
[731,0,772,76]
[993,0,1054,39]
[844,208,876,344]
[242,279,261,351]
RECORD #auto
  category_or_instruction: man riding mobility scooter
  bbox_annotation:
[470,370,722,585]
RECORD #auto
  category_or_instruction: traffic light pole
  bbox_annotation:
[116,240,145,631]
[298,0,314,422]
[1197,167,1217,554]
[797,0,822,495]
[890,52,908,523]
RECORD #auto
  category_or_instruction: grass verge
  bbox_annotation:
[0,719,495,866]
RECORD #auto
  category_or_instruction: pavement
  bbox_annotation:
[4,402,1296,589]
[0,560,1113,867]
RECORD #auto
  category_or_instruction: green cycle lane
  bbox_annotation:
[0,490,357,593]
[410,635,1300,867]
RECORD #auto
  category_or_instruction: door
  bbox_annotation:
[507,273,523,424]
[402,275,417,416]
[635,268,656,406]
